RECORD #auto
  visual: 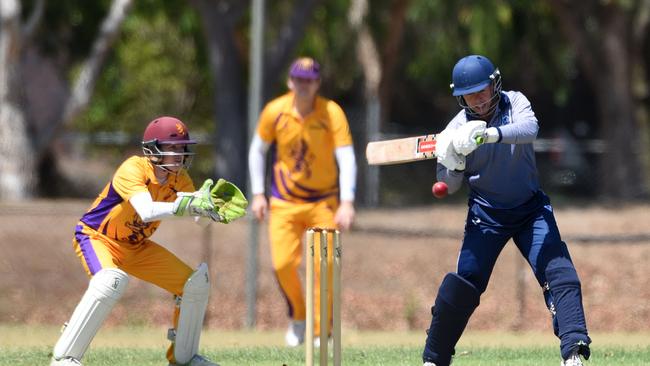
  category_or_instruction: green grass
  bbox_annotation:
[2,346,650,366]
[2,326,650,365]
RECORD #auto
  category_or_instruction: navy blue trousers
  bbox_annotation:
[424,191,590,364]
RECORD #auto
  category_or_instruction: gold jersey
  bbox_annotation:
[79,156,194,244]
[257,92,353,203]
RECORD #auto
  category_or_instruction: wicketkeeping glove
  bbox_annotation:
[173,179,220,221]
[210,178,248,224]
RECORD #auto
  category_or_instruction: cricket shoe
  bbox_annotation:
[313,337,334,351]
[169,354,220,366]
[424,359,452,366]
[561,351,584,366]
[50,357,82,366]
[285,320,306,347]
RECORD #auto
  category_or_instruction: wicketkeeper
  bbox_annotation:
[422,55,591,366]
[50,116,248,366]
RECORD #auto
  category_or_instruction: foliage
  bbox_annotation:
[400,1,575,124]
[74,2,212,136]
[70,1,215,178]
[19,0,648,198]
[24,0,113,62]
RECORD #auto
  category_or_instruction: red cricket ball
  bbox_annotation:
[432,182,448,199]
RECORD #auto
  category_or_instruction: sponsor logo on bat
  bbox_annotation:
[416,135,436,157]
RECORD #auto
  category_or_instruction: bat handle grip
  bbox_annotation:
[475,135,485,145]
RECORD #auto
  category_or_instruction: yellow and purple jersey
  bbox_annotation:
[257,92,352,203]
[79,156,194,244]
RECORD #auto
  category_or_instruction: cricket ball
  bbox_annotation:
[432,182,448,199]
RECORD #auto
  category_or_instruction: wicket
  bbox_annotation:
[305,228,341,366]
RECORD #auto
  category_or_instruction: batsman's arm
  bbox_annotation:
[436,165,464,195]
[496,92,538,144]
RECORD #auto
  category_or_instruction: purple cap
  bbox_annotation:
[288,57,320,79]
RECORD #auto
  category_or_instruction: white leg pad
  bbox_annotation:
[173,263,210,364]
[53,268,129,360]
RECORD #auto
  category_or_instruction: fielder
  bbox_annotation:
[422,55,591,366]
[50,116,248,366]
[248,57,357,347]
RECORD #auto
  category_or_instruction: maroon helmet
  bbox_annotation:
[142,116,196,170]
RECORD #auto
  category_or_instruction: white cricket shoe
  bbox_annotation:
[285,320,306,347]
[561,351,584,366]
[50,357,82,366]
[169,354,220,366]
[424,359,451,365]
[313,337,331,348]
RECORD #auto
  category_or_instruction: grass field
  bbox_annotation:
[3,326,650,365]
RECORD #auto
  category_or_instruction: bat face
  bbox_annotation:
[366,134,438,165]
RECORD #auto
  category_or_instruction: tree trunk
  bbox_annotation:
[192,1,248,187]
[0,0,131,199]
[349,0,382,206]
[191,0,322,189]
[596,16,643,198]
[549,0,646,200]
[262,0,323,101]
[0,0,36,199]
[378,0,409,125]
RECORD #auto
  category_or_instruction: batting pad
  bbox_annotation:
[173,262,210,364]
[53,268,129,360]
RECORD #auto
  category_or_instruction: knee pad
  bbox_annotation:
[171,263,210,364]
[546,265,581,290]
[437,272,481,309]
[53,268,129,360]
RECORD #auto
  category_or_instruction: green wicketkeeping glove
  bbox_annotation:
[173,179,220,221]
[210,178,249,224]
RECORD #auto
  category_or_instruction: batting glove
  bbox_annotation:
[436,129,466,171]
[452,120,487,156]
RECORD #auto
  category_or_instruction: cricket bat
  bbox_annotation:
[366,133,485,166]
[365,134,439,165]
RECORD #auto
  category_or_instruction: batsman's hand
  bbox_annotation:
[210,178,249,224]
[452,120,486,156]
[173,179,220,221]
[436,129,466,171]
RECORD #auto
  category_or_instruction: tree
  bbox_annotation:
[189,0,323,188]
[347,0,410,206]
[0,0,133,200]
[0,0,37,199]
[548,0,650,199]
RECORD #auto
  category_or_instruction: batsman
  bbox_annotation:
[422,55,591,366]
[50,116,248,366]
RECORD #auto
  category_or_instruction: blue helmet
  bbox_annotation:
[450,55,502,118]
